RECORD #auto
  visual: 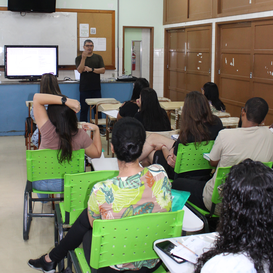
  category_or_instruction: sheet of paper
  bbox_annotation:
[90,27,96,35]
[171,134,179,140]
[102,110,118,118]
[203,153,210,161]
[80,24,89,38]
[171,237,212,264]
[92,38,107,51]
[74,70,80,80]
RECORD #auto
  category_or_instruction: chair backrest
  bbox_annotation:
[26,149,85,182]
[211,166,231,205]
[174,141,215,175]
[90,210,184,269]
[63,170,119,224]
[211,161,273,208]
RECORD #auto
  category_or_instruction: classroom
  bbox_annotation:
[1,0,273,272]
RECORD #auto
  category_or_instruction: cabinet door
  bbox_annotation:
[216,20,273,125]
[164,0,187,24]
[188,0,213,20]
[166,30,187,101]
[218,23,252,118]
[253,21,273,125]
[165,26,211,100]
[186,26,211,93]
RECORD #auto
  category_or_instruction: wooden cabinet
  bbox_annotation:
[165,26,211,100]
[163,0,213,24]
[164,0,273,24]
[216,20,273,125]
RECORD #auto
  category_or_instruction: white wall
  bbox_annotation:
[0,0,165,95]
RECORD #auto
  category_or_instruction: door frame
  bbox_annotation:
[122,26,154,87]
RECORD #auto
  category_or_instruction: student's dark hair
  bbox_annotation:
[47,105,78,163]
[139,88,171,131]
[203,82,225,111]
[111,117,146,163]
[179,91,216,145]
[40,73,62,95]
[195,159,273,273]
[131,78,149,101]
[244,97,268,124]
[84,39,93,45]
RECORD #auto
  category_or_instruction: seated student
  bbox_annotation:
[28,117,172,273]
[195,159,273,273]
[117,77,149,120]
[134,87,171,131]
[173,97,273,214]
[30,73,62,148]
[32,93,101,198]
[139,91,223,180]
[202,82,226,113]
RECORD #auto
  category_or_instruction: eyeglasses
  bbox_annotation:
[85,45,94,47]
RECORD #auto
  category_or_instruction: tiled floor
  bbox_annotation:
[0,135,110,273]
[0,136,55,272]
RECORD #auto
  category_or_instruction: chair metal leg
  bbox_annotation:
[69,250,83,273]
[54,204,64,247]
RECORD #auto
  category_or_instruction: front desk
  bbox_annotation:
[0,81,134,136]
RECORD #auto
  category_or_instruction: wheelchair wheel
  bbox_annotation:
[23,189,32,240]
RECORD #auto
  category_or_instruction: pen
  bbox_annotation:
[175,240,198,257]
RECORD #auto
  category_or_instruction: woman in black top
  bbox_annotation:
[134,87,171,132]
[202,82,226,112]
[139,91,223,179]
[117,78,149,120]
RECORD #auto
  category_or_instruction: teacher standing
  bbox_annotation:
[75,39,105,122]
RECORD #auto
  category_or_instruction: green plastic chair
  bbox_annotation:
[186,161,273,233]
[54,170,119,247]
[69,210,184,273]
[173,141,215,180]
[23,149,85,241]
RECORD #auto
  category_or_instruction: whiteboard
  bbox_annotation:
[0,11,77,65]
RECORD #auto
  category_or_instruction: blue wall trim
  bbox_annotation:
[0,82,133,136]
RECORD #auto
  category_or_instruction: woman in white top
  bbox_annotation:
[195,159,273,273]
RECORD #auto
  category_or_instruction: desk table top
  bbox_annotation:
[154,232,217,273]
[25,100,33,107]
[160,101,184,111]
[220,117,240,128]
[85,98,118,105]
[98,103,122,111]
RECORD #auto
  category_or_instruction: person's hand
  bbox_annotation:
[167,151,176,168]
[82,50,89,59]
[84,66,92,72]
[66,99,81,113]
[82,123,99,132]
[154,144,166,151]
[270,123,273,129]
[136,98,141,108]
